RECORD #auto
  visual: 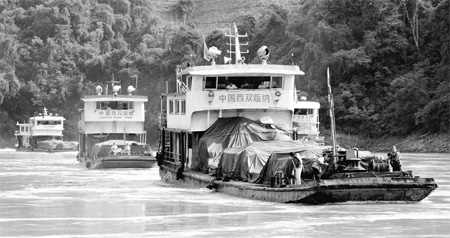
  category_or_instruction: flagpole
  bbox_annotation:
[327,67,337,162]
[203,36,210,64]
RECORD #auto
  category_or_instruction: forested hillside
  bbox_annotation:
[0,0,448,148]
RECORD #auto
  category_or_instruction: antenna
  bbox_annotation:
[226,22,249,64]
[106,75,121,95]
[131,75,138,94]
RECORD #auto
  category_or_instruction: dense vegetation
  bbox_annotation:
[0,0,448,147]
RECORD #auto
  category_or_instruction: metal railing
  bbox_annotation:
[159,113,167,128]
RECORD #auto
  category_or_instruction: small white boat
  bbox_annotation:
[14,107,78,152]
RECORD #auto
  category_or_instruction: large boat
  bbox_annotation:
[157,24,437,204]
[77,80,156,169]
[14,107,78,152]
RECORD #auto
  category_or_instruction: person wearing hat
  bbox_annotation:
[312,155,328,181]
[388,146,402,171]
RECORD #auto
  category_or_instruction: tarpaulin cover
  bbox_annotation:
[90,140,150,158]
[36,139,78,150]
[193,117,292,170]
[255,145,330,184]
[218,140,329,182]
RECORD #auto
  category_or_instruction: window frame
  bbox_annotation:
[169,99,174,114]
[204,76,217,90]
[181,100,186,115]
[175,99,180,114]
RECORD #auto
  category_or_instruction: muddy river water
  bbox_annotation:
[1,150,449,237]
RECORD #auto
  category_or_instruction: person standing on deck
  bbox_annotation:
[388,146,402,171]
[291,152,303,185]
[312,156,328,181]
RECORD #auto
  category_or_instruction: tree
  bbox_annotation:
[170,0,194,25]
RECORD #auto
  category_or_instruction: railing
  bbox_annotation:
[159,112,167,128]
[162,150,181,170]
[298,135,325,146]
[295,122,320,134]
[14,130,32,136]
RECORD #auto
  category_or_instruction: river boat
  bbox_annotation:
[157,24,437,204]
[14,107,78,152]
[77,80,156,169]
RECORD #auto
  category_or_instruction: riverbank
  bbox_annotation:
[325,133,450,153]
[2,133,449,153]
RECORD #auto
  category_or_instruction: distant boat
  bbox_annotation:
[156,23,437,204]
[77,80,156,169]
[14,107,78,152]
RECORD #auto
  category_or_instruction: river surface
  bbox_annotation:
[0,150,449,238]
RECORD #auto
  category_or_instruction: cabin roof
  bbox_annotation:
[16,123,32,126]
[180,64,305,76]
[30,116,66,121]
[294,101,321,109]
[82,95,148,102]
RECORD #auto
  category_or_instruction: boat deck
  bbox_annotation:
[161,165,437,204]
[84,155,157,169]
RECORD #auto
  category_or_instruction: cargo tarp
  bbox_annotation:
[218,140,329,182]
[36,139,78,151]
[90,140,150,158]
[193,117,292,170]
[255,146,330,184]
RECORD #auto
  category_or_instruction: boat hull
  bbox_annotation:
[16,147,77,153]
[159,165,437,204]
[81,156,157,169]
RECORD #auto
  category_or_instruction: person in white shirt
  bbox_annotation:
[124,143,131,155]
[226,82,237,89]
[110,143,119,155]
[258,81,268,89]
[290,152,303,185]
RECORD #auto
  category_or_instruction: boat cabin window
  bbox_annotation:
[96,101,134,110]
[204,77,218,89]
[175,99,180,114]
[21,126,24,132]
[37,121,48,125]
[271,76,282,88]
[181,100,186,114]
[36,120,62,125]
[294,109,314,115]
[204,76,283,90]
[169,100,174,114]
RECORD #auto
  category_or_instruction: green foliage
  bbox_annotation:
[0,0,448,147]
[170,0,194,25]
